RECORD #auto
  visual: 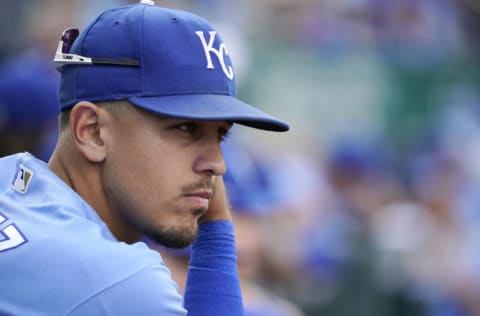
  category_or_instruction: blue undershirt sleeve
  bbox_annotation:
[183,220,243,315]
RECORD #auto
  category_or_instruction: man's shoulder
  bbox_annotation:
[0,205,169,313]
[0,152,62,199]
[0,152,107,247]
[0,152,163,274]
[0,153,179,314]
[0,153,33,188]
[67,256,186,315]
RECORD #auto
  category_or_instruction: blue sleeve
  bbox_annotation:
[184,221,243,315]
[67,265,187,316]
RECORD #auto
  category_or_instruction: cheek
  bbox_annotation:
[110,133,170,184]
[114,129,192,179]
[105,142,192,211]
[103,158,173,233]
[108,154,174,204]
[105,125,198,210]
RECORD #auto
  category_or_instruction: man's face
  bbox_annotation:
[102,105,231,247]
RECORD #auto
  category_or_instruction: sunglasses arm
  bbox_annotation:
[52,39,94,70]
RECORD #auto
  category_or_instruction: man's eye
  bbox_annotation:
[176,122,195,134]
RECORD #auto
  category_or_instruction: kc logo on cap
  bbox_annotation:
[195,31,234,80]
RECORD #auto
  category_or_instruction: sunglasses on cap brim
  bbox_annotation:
[52,28,140,71]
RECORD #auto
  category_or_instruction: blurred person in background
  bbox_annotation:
[296,129,480,316]
[0,59,58,160]
[0,0,119,160]
[0,1,78,160]
[294,134,429,316]
[395,92,480,315]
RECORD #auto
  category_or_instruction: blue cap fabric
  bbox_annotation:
[58,2,289,132]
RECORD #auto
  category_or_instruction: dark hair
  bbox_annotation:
[58,107,72,132]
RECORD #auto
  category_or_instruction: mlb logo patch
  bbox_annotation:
[12,164,34,194]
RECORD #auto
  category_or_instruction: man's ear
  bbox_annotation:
[69,101,109,163]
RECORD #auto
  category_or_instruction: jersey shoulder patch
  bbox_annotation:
[11,164,34,194]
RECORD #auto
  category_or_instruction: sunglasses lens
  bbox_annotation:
[61,29,80,53]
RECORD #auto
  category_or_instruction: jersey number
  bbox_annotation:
[0,212,27,252]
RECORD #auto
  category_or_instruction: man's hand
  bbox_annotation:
[199,176,232,223]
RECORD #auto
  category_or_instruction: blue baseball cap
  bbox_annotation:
[53,1,289,132]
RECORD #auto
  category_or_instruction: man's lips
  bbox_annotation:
[185,191,213,200]
[183,191,213,211]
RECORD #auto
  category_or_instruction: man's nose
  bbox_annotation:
[193,143,226,176]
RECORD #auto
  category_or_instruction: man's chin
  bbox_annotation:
[144,225,198,249]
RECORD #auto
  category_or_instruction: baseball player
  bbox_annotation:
[0,1,289,315]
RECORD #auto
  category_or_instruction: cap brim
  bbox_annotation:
[129,94,289,132]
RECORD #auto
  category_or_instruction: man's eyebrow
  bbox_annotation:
[220,122,233,133]
[219,124,231,132]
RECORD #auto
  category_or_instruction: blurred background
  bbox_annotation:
[1,0,480,315]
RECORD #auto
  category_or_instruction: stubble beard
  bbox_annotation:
[143,219,200,249]
[143,179,213,248]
